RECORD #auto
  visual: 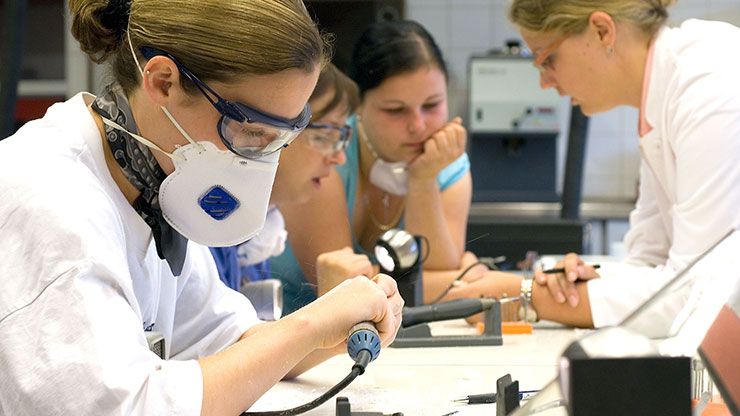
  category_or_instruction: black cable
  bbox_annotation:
[419,235,431,264]
[242,350,373,416]
[429,255,506,304]
[429,261,487,304]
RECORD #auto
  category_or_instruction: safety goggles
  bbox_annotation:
[139,47,311,159]
[532,33,569,72]
[302,123,352,156]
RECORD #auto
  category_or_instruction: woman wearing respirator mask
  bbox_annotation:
[0,1,403,415]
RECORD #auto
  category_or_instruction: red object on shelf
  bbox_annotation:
[15,97,64,123]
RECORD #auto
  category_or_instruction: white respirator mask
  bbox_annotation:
[101,116,279,247]
[358,120,409,195]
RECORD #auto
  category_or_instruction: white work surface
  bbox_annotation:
[247,321,591,415]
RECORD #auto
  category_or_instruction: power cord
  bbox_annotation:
[429,256,505,304]
[242,351,372,416]
[418,235,431,264]
[242,323,380,416]
[430,261,485,304]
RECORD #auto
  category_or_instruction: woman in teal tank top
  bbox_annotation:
[273,20,473,315]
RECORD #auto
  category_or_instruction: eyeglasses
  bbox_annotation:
[139,47,311,159]
[302,123,352,156]
[532,33,569,72]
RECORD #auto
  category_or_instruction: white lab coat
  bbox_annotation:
[0,93,260,415]
[588,19,740,328]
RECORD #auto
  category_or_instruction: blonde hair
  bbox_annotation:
[69,0,331,95]
[508,0,677,35]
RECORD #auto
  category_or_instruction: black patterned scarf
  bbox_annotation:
[92,84,188,275]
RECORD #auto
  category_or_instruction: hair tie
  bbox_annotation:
[652,4,668,19]
[98,0,132,41]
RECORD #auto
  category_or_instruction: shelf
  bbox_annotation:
[17,79,66,97]
[469,200,634,220]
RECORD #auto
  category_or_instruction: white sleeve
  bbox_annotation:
[169,244,261,360]
[588,262,678,328]
[664,71,740,272]
[0,263,203,416]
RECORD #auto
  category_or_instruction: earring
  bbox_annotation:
[606,45,614,55]
[146,70,151,74]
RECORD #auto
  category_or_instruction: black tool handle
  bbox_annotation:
[467,393,497,404]
[401,298,486,328]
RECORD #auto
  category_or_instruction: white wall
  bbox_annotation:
[406,0,740,201]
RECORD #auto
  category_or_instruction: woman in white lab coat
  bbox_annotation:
[520,0,740,327]
[442,0,740,328]
[0,0,402,414]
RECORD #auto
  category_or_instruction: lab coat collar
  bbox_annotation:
[642,25,670,135]
[638,25,673,200]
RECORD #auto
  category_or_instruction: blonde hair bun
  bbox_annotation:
[67,0,329,96]
[69,0,123,64]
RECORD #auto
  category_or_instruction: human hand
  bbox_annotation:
[316,247,374,296]
[308,274,404,350]
[407,117,466,182]
[533,253,600,307]
[365,273,404,348]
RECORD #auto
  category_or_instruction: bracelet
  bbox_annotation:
[521,278,533,303]
[519,278,538,323]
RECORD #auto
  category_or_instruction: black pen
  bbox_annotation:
[543,264,600,274]
[452,390,538,404]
